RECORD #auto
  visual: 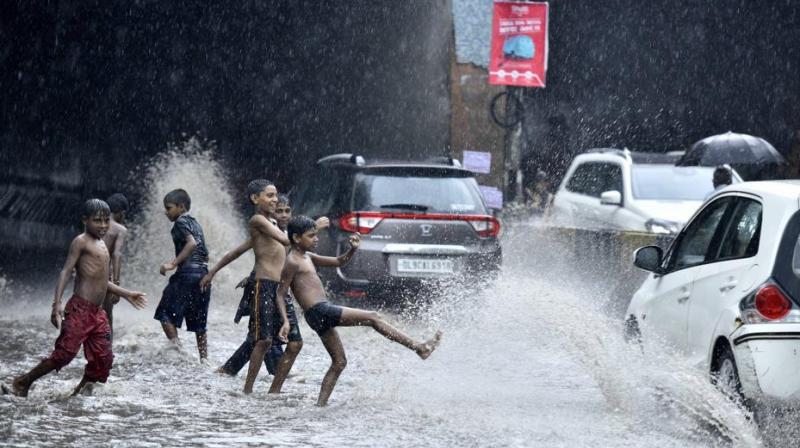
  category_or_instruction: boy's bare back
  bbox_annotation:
[103,219,127,261]
[249,214,288,281]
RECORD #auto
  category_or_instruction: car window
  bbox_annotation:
[716,198,762,260]
[597,163,623,195]
[353,172,487,214]
[566,163,595,196]
[566,162,622,198]
[669,197,734,270]
[792,234,800,277]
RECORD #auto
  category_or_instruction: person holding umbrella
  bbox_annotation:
[713,165,733,189]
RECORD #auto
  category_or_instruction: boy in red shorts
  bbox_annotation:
[2,199,147,397]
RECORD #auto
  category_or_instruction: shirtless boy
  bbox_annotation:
[278,215,442,406]
[199,179,289,393]
[206,194,327,381]
[2,199,147,397]
[103,193,129,338]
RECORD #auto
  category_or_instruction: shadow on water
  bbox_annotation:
[0,147,789,447]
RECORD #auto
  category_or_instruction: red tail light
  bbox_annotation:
[465,216,501,238]
[338,212,386,234]
[755,284,792,320]
[337,212,501,237]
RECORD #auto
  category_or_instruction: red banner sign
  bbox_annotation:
[489,1,549,87]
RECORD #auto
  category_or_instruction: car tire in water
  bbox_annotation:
[711,343,745,404]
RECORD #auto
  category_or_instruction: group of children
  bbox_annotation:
[2,179,441,406]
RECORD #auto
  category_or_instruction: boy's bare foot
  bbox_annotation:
[215,367,234,376]
[2,379,30,397]
[72,382,95,396]
[416,330,443,360]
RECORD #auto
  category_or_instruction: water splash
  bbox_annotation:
[374,223,763,447]
[124,137,254,307]
[499,224,762,446]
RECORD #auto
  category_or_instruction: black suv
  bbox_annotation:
[291,153,502,301]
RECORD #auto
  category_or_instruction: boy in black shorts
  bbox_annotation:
[275,216,442,406]
[198,179,289,393]
[154,189,212,361]
[206,195,329,378]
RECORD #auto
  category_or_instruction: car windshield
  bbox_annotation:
[353,172,487,214]
[631,165,718,201]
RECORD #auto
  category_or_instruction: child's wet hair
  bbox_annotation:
[106,193,129,213]
[164,189,191,211]
[288,215,317,243]
[277,194,290,206]
[82,199,111,218]
[247,179,275,199]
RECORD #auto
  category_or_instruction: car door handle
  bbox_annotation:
[719,281,737,292]
[677,294,690,304]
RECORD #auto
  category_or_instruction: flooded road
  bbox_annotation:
[0,148,774,446]
[0,228,766,447]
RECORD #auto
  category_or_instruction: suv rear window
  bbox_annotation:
[352,171,487,214]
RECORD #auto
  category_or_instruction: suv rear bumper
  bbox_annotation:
[323,242,501,296]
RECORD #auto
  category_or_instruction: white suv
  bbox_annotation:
[547,149,741,234]
[626,181,800,407]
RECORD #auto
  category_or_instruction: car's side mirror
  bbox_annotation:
[600,190,622,206]
[634,245,664,273]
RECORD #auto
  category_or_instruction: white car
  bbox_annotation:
[547,149,741,234]
[626,181,800,406]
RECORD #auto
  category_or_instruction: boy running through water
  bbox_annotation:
[199,179,289,394]
[205,195,327,379]
[154,189,212,361]
[103,193,129,338]
[2,199,147,397]
[278,216,442,406]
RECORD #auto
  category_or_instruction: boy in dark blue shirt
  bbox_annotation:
[154,189,212,361]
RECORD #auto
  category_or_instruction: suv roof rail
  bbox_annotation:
[425,156,463,168]
[586,147,631,161]
[317,153,366,166]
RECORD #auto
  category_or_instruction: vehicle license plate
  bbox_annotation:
[397,258,454,274]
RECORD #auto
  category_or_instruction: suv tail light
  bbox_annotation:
[740,280,800,323]
[338,212,501,238]
[339,212,385,234]
[466,217,501,238]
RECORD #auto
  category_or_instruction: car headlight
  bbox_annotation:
[645,218,680,234]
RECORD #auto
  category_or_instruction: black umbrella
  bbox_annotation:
[677,132,786,166]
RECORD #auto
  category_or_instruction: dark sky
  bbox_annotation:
[3,1,800,195]
[0,0,452,196]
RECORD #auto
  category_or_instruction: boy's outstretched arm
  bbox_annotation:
[52,237,84,329]
[275,259,299,342]
[160,234,197,275]
[309,234,360,267]
[107,282,147,309]
[200,238,253,290]
[251,215,290,246]
[315,216,330,230]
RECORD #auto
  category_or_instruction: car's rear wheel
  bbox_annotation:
[711,343,745,404]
